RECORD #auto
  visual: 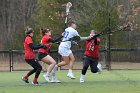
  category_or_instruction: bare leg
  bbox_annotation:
[67,53,76,79]
[69,53,75,70]
[51,56,70,82]
[41,55,56,74]
[41,55,56,82]
[57,56,70,67]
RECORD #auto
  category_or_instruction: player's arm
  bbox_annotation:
[68,35,95,42]
[48,35,63,43]
[80,36,92,41]
[29,43,46,50]
[69,30,99,42]
[68,34,100,42]
[80,34,100,41]
[94,38,100,45]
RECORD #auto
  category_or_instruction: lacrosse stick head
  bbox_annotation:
[66,2,72,15]
[119,22,134,31]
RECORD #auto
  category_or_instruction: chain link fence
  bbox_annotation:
[0,48,140,72]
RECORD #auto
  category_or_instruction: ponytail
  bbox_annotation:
[40,28,50,36]
[25,26,34,35]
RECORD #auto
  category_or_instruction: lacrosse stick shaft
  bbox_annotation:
[99,24,132,36]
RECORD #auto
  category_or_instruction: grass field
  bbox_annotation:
[0,70,140,93]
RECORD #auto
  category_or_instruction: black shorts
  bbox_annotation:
[38,52,48,61]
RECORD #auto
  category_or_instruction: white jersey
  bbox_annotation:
[59,27,80,49]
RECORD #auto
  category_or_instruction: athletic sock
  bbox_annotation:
[52,75,56,80]
[45,72,50,77]
[52,71,56,76]
[24,75,29,79]
[52,65,58,73]
[68,69,73,74]
[81,74,85,79]
[52,65,58,77]
[33,77,38,82]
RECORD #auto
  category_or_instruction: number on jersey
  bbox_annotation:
[89,42,94,51]
[64,31,69,38]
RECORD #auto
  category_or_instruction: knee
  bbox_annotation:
[70,56,75,62]
[65,61,69,65]
[53,61,56,65]
[91,68,98,73]
[54,61,56,65]
[38,66,42,71]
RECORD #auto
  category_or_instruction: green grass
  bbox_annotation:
[0,70,140,93]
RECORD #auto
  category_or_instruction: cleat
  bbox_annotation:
[50,77,61,83]
[97,63,102,74]
[80,75,85,83]
[32,81,39,85]
[43,75,50,82]
[67,73,76,79]
[22,77,29,83]
[80,77,84,83]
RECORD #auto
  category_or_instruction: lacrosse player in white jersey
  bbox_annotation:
[59,20,79,79]
[51,20,79,79]
[52,20,96,79]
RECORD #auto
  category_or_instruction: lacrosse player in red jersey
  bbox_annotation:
[22,27,46,85]
[38,28,63,83]
[80,30,102,83]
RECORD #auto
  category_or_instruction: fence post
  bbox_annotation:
[106,34,111,70]
[11,50,14,71]
[106,12,111,71]
[9,49,12,72]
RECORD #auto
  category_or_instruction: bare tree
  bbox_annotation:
[0,0,37,49]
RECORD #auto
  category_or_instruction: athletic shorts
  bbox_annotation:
[58,46,72,56]
[38,52,48,61]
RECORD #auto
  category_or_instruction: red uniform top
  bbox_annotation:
[38,35,51,54]
[84,37,100,59]
[24,36,35,59]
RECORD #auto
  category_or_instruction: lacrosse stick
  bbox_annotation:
[96,23,133,37]
[64,2,72,29]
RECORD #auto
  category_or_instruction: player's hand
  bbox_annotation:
[55,42,61,44]
[61,32,64,36]
[91,34,100,39]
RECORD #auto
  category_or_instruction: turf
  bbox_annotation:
[0,70,140,93]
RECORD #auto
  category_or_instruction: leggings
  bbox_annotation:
[25,59,42,78]
[82,56,98,75]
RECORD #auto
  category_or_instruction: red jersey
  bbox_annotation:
[38,35,52,54]
[84,37,100,58]
[24,36,35,59]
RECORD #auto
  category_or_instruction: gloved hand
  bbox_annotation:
[91,34,100,39]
